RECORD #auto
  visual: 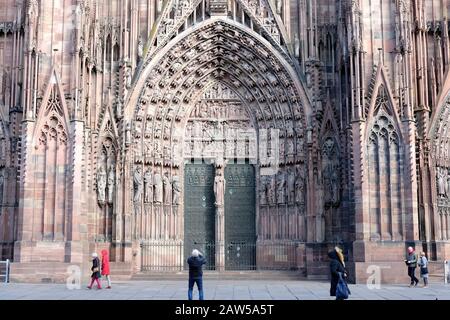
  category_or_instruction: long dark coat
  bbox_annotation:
[91,257,101,279]
[329,250,346,296]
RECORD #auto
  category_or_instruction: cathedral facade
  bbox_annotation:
[0,0,450,283]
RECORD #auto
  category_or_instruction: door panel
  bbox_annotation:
[184,164,215,268]
[224,164,256,270]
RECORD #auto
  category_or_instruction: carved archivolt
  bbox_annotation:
[131,21,308,169]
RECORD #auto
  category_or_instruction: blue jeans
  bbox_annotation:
[188,277,204,300]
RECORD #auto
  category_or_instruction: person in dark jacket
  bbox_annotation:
[87,252,102,289]
[187,249,206,300]
[328,246,348,299]
[404,246,419,287]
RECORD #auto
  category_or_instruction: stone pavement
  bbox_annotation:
[0,280,449,300]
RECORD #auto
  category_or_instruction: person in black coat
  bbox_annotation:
[87,252,102,289]
[328,246,347,299]
[187,249,206,300]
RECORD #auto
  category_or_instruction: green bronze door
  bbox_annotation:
[224,164,256,270]
[184,164,215,269]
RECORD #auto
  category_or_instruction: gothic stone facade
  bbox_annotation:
[0,0,450,284]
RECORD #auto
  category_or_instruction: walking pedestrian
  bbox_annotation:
[87,252,102,290]
[101,249,112,289]
[418,251,429,288]
[404,246,419,287]
[328,246,349,300]
[187,249,206,300]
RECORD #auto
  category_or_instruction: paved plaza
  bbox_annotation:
[0,279,449,300]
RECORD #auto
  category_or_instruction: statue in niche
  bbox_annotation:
[0,173,4,205]
[125,66,132,89]
[163,144,171,160]
[145,119,153,137]
[447,169,450,199]
[259,175,267,206]
[163,172,171,205]
[331,166,340,204]
[287,167,295,204]
[214,170,225,206]
[295,168,305,205]
[172,175,181,205]
[267,175,276,205]
[97,166,107,205]
[133,166,143,203]
[154,140,162,158]
[144,169,153,203]
[287,138,295,156]
[156,0,163,13]
[163,121,170,139]
[438,167,448,197]
[294,34,300,58]
[323,163,333,204]
[125,122,132,146]
[154,172,163,204]
[277,172,286,204]
[137,36,144,60]
[144,141,153,158]
[107,166,115,205]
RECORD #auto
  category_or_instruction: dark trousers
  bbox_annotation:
[408,267,419,285]
[188,277,204,300]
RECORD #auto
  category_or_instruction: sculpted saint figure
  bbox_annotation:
[154,172,163,204]
[144,169,153,203]
[107,167,115,204]
[277,172,286,204]
[172,175,181,205]
[133,166,143,203]
[97,166,107,205]
[214,170,225,206]
[163,172,172,204]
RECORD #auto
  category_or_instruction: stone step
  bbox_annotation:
[132,271,306,281]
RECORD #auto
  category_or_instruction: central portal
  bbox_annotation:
[182,82,257,270]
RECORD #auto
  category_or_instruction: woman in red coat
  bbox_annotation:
[101,249,112,289]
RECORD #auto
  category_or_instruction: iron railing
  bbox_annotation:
[0,259,10,283]
[140,241,299,272]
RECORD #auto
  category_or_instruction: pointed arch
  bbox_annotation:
[365,64,403,142]
[33,68,70,145]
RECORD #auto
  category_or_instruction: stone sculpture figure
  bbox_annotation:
[125,66,132,89]
[133,166,143,203]
[331,166,340,204]
[144,169,153,203]
[172,175,181,205]
[125,122,132,146]
[163,172,172,204]
[438,167,447,197]
[295,169,305,205]
[137,36,144,60]
[214,170,225,206]
[323,163,333,204]
[0,174,4,205]
[287,168,295,204]
[277,172,286,204]
[267,174,276,205]
[154,172,163,204]
[97,166,107,205]
[107,167,115,204]
[259,175,267,206]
